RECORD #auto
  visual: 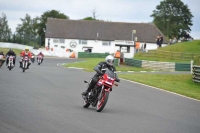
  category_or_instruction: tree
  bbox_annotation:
[82,8,98,20]
[83,17,96,20]
[38,10,69,46]
[150,0,193,38]
[15,14,39,45]
[0,13,12,42]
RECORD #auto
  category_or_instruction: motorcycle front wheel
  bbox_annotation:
[83,99,90,108]
[9,62,12,70]
[96,91,109,112]
[23,62,26,72]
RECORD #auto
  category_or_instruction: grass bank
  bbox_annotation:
[135,40,200,64]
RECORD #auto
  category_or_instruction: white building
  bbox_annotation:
[45,18,168,58]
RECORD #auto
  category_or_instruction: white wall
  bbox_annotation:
[0,42,33,50]
[45,38,138,58]
[0,42,72,58]
[44,38,168,58]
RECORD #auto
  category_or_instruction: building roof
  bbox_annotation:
[46,18,167,43]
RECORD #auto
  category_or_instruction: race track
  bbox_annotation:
[0,57,200,133]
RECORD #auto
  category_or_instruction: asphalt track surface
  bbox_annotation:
[0,57,200,133]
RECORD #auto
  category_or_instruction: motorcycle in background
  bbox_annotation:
[21,56,29,72]
[82,68,119,112]
[0,55,5,68]
[37,55,42,65]
[31,53,35,63]
[7,55,15,71]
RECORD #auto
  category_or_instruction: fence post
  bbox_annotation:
[191,60,193,74]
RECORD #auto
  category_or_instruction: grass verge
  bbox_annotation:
[119,73,200,100]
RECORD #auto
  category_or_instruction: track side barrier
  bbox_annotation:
[192,65,200,83]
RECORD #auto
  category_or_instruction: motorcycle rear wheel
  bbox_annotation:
[96,91,109,112]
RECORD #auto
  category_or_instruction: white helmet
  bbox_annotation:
[105,55,114,66]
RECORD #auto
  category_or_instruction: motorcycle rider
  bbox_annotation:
[37,52,44,63]
[19,48,32,69]
[0,51,5,65]
[81,55,120,96]
[5,49,16,66]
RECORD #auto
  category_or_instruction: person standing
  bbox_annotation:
[159,36,163,47]
[156,36,160,48]
[143,42,146,52]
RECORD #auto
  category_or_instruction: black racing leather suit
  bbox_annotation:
[85,62,120,93]
[6,51,16,65]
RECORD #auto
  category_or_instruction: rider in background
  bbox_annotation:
[81,55,120,96]
[5,49,16,66]
[0,51,5,65]
[37,52,44,63]
[19,48,32,68]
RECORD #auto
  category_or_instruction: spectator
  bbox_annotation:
[184,32,191,41]
[143,42,146,52]
[135,42,140,53]
[114,50,121,58]
[169,39,172,45]
[172,37,177,44]
[159,36,163,47]
[156,36,160,48]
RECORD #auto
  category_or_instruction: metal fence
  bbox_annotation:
[192,65,200,83]
[78,52,110,58]
[139,50,199,61]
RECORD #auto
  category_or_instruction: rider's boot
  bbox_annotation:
[81,83,93,96]
[19,62,22,68]
[27,62,31,69]
[81,88,91,96]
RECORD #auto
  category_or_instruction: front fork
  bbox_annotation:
[98,85,111,101]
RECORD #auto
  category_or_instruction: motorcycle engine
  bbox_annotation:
[88,92,94,100]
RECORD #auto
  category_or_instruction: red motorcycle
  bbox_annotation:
[8,55,15,71]
[21,56,29,72]
[0,55,5,68]
[82,68,119,112]
[37,55,43,65]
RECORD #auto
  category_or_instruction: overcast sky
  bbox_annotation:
[0,0,199,39]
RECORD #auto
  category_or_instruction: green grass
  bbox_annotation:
[160,40,200,53]
[119,73,200,100]
[135,40,200,63]
[64,58,152,72]
[0,48,22,55]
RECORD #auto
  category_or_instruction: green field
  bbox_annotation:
[64,40,200,100]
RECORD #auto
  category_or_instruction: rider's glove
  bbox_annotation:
[98,72,104,76]
[115,78,120,82]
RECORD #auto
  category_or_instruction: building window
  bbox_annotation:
[53,39,65,43]
[102,41,110,46]
[121,46,130,53]
[79,40,87,44]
